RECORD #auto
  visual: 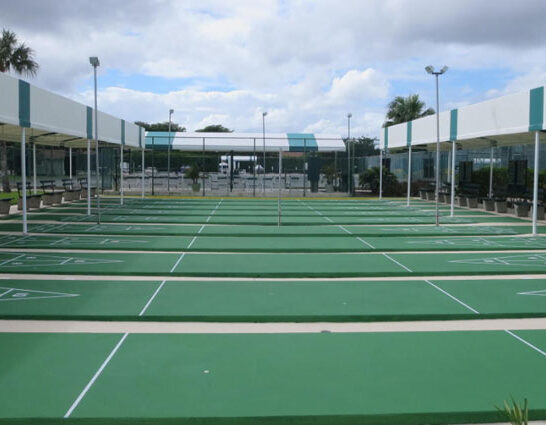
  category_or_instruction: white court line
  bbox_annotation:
[197,225,206,234]
[0,254,27,267]
[382,253,412,272]
[50,236,70,246]
[169,235,198,272]
[337,225,375,249]
[187,236,198,249]
[424,280,480,314]
[0,288,13,298]
[206,199,223,223]
[504,330,546,357]
[303,201,334,223]
[138,280,166,316]
[64,332,129,418]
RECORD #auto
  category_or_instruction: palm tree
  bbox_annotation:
[383,94,434,128]
[0,29,39,192]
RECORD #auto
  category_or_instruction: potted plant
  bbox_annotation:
[185,164,201,192]
[514,200,530,217]
[483,197,495,211]
[323,164,336,192]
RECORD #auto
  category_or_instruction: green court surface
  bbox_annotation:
[2,233,546,252]
[21,212,526,225]
[2,278,546,322]
[1,250,546,277]
[0,222,538,236]
[1,330,546,424]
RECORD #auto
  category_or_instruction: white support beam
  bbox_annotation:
[32,143,37,194]
[21,128,27,235]
[120,146,124,205]
[406,145,412,207]
[489,143,494,199]
[141,148,145,199]
[532,131,540,236]
[450,141,456,217]
[87,139,91,216]
[69,147,72,179]
[379,149,383,199]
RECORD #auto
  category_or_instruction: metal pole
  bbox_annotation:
[450,140,456,216]
[253,138,256,197]
[151,137,155,196]
[167,112,172,195]
[93,65,101,224]
[141,147,145,199]
[379,148,383,199]
[202,138,205,197]
[532,131,540,236]
[21,127,27,234]
[347,114,351,195]
[32,142,37,194]
[435,74,440,227]
[120,145,124,205]
[407,145,412,207]
[278,147,282,226]
[87,138,91,215]
[262,113,266,194]
[303,139,307,197]
[489,142,494,199]
[69,146,72,179]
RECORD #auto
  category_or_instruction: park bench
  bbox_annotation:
[78,178,96,199]
[62,179,81,201]
[40,180,64,205]
[16,182,42,210]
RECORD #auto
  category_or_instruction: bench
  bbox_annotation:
[62,179,81,201]
[16,182,42,210]
[40,180,64,205]
[78,178,96,199]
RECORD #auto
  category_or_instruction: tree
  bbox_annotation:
[344,136,380,157]
[135,121,186,132]
[195,124,233,133]
[0,29,39,192]
[383,94,434,128]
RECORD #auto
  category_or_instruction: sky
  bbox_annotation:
[3,0,546,138]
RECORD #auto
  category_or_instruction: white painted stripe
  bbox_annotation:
[0,254,27,267]
[424,280,480,314]
[505,330,546,357]
[382,253,412,272]
[138,280,166,316]
[0,288,13,298]
[197,225,206,234]
[64,332,129,418]
[169,253,186,273]
[187,236,198,249]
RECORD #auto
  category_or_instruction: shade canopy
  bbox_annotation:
[381,86,546,151]
[0,72,144,148]
[145,132,346,152]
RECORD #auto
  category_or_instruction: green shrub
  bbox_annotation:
[359,167,402,196]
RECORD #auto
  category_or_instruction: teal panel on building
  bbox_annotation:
[144,132,174,150]
[383,127,388,150]
[529,87,544,132]
[287,133,317,152]
[86,106,93,139]
[406,122,412,147]
[450,109,458,141]
[18,80,30,128]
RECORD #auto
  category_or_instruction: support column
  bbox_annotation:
[83,143,89,210]
[120,145,124,205]
[450,141,456,216]
[202,138,206,197]
[32,142,37,194]
[141,147,145,199]
[489,142,494,199]
[303,139,307,197]
[69,146,72,179]
[253,138,256,197]
[347,141,350,195]
[278,147,282,226]
[532,131,540,236]
[21,128,28,234]
[379,149,383,199]
[407,145,412,207]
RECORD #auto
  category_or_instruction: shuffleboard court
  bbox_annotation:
[1,250,546,276]
[1,331,546,424]
[0,222,539,237]
[2,278,546,322]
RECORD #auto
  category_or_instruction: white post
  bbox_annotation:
[379,148,383,199]
[69,146,72,179]
[141,147,145,199]
[87,139,91,215]
[120,145,124,205]
[406,145,412,207]
[450,140,456,216]
[489,143,494,199]
[21,128,27,235]
[278,147,282,226]
[32,142,37,194]
[532,131,540,236]
[434,74,440,227]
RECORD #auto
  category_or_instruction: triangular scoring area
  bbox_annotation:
[0,286,79,301]
[517,289,546,297]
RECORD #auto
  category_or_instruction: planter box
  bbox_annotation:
[438,193,445,203]
[458,197,467,207]
[419,190,427,200]
[192,183,201,192]
[0,199,10,215]
[483,199,495,211]
[426,191,435,201]
[81,188,96,199]
[52,192,64,204]
[42,193,55,206]
[514,203,530,217]
[495,200,507,213]
[325,183,334,193]
[18,195,42,210]
[466,197,478,208]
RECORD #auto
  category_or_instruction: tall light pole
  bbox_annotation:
[89,56,101,224]
[347,113,352,195]
[425,65,448,227]
[167,108,174,194]
[262,111,267,194]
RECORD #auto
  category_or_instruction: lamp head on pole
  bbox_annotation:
[169,109,174,116]
[262,111,268,118]
[347,113,352,119]
[425,65,448,75]
[89,56,100,68]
